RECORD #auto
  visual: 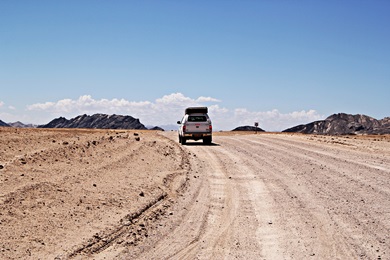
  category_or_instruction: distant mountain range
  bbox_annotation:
[8,121,37,128]
[283,113,390,135]
[38,114,147,130]
[156,124,178,131]
[2,113,390,134]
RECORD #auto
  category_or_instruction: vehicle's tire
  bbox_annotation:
[203,136,212,145]
[180,136,186,145]
[178,135,182,143]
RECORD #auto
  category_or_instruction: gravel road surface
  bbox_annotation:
[131,132,390,260]
[1,128,389,259]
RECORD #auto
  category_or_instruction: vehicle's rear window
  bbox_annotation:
[188,116,207,122]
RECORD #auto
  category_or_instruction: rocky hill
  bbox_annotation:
[149,126,164,131]
[8,121,37,128]
[283,113,390,135]
[232,125,265,132]
[38,114,147,130]
[0,119,10,127]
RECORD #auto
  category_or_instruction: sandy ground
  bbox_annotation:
[1,128,389,259]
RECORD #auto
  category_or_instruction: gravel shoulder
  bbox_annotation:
[1,128,389,259]
[0,128,190,259]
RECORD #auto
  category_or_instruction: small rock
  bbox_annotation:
[93,184,97,187]
[135,137,141,141]
[139,192,145,197]
[0,165,3,169]
[62,141,69,145]
[134,133,139,136]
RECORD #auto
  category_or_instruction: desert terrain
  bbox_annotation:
[0,127,389,259]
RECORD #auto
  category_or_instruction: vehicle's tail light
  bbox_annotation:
[209,125,212,131]
[183,125,186,132]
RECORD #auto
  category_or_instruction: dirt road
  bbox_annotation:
[1,128,389,259]
[129,132,390,260]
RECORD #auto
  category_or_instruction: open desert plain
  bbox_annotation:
[0,127,389,259]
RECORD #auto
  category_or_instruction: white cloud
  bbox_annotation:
[0,111,25,123]
[0,101,4,107]
[27,95,153,115]
[196,96,221,103]
[25,93,324,131]
[156,93,193,105]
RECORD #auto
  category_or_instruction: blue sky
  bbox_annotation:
[1,1,389,130]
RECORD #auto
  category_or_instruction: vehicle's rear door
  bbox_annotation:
[185,114,210,133]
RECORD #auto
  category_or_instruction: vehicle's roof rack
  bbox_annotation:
[185,107,208,115]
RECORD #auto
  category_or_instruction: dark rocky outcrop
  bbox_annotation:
[380,117,390,129]
[232,125,265,132]
[38,114,147,130]
[0,119,10,127]
[149,126,164,131]
[283,113,390,135]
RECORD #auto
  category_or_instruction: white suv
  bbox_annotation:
[177,107,212,145]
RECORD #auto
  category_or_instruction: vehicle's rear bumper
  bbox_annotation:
[183,132,212,139]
